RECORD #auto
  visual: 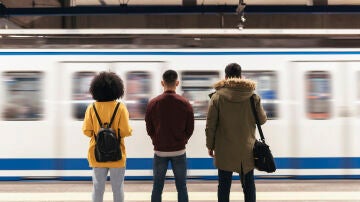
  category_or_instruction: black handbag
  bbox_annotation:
[250,95,276,173]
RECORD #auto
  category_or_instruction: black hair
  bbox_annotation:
[162,69,178,86]
[225,63,242,78]
[89,71,124,101]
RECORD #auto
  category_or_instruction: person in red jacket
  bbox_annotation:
[145,69,194,202]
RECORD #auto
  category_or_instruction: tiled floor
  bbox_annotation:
[0,180,359,201]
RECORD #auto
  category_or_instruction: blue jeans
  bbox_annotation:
[92,167,125,202]
[151,153,188,202]
[218,169,256,202]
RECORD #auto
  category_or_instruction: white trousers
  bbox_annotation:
[92,167,125,202]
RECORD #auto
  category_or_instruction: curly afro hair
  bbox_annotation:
[89,71,124,101]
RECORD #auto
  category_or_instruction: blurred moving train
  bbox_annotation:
[0,29,360,180]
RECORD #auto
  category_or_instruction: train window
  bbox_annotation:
[72,72,96,120]
[126,71,151,119]
[2,72,44,121]
[305,71,331,119]
[181,71,220,119]
[243,71,278,119]
[358,72,360,118]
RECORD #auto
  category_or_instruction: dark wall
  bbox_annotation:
[2,0,359,29]
[7,13,360,29]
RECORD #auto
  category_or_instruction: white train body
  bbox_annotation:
[0,47,359,180]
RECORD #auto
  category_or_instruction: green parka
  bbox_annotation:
[206,78,267,174]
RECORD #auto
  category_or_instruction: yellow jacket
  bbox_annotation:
[82,101,132,168]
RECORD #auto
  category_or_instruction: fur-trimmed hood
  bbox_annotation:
[212,78,256,102]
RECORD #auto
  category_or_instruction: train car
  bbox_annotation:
[0,29,360,180]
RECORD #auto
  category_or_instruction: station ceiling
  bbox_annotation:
[3,0,360,7]
[73,0,360,5]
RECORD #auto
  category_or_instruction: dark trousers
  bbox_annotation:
[218,169,256,202]
[151,153,188,202]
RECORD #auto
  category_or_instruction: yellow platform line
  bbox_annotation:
[0,192,360,201]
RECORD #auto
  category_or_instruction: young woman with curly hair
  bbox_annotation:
[82,71,132,202]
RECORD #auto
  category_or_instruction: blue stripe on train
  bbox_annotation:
[1,51,360,55]
[0,157,360,170]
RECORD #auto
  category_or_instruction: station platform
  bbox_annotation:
[0,180,359,201]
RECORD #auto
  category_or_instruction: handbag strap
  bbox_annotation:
[250,94,265,142]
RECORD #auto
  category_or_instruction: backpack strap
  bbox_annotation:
[93,102,120,128]
[108,102,120,128]
[93,103,102,127]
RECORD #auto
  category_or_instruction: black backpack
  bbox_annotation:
[93,102,122,162]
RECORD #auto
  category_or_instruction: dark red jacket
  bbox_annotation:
[145,90,194,152]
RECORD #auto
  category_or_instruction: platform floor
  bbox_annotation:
[0,180,360,201]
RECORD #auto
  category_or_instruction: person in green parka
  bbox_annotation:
[206,63,267,202]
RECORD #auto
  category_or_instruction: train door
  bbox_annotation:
[58,62,109,177]
[292,62,345,159]
[242,68,288,177]
[0,58,57,179]
[112,62,165,159]
[178,69,221,159]
[344,62,360,158]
